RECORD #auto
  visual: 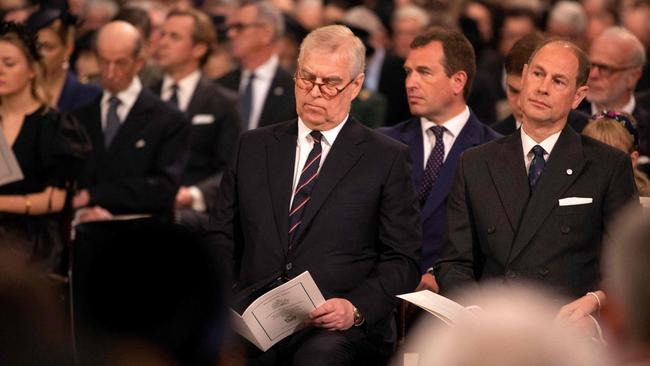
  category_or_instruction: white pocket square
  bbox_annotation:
[192,114,214,125]
[135,139,146,148]
[558,197,593,206]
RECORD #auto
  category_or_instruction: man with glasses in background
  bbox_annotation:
[215,0,296,131]
[207,25,421,365]
[578,27,649,159]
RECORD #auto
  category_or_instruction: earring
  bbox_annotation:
[63,60,70,70]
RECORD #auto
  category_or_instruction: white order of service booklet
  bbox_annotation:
[231,271,326,351]
[0,129,23,187]
[397,290,481,325]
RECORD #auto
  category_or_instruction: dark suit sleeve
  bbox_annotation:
[434,152,481,296]
[89,113,190,213]
[345,147,421,325]
[604,153,640,233]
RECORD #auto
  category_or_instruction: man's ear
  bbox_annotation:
[450,71,467,96]
[350,73,365,100]
[572,85,589,109]
[191,43,208,62]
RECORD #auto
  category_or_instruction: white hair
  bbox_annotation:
[392,5,430,29]
[548,1,587,34]
[298,25,365,78]
[599,26,647,66]
[341,6,386,36]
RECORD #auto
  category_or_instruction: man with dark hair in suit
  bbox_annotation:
[207,24,421,365]
[493,32,591,135]
[152,7,240,227]
[73,21,189,221]
[215,0,296,131]
[435,39,638,312]
[382,27,500,293]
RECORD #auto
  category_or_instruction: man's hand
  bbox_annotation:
[309,298,356,331]
[75,206,113,224]
[556,291,602,324]
[73,189,90,208]
[175,186,193,208]
[415,273,439,293]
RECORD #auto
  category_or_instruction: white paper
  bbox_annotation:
[232,271,326,351]
[558,197,593,206]
[192,114,215,125]
[397,290,478,325]
[0,129,23,186]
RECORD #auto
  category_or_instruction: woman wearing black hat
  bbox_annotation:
[0,21,90,272]
[26,4,100,111]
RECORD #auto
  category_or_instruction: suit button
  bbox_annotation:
[487,226,495,234]
[560,225,571,234]
[538,268,549,276]
[285,262,293,271]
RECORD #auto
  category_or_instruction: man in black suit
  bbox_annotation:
[579,27,649,156]
[152,7,240,227]
[215,0,296,131]
[435,39,638,307]
[73,21,189,221]
[207,25,421,365]
[493,33,591,135]
[381,28,500,293]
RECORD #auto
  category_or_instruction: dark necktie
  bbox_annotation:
[418,125,446,204]
[104,96,121,147]
[167,84,179,109]
[288,131,323,244]
[528,144,546,190]
[239,72,255,131]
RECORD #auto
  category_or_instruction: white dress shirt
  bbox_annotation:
[290,116,348,207]
[161,70,201,112]
[240,54,279,130]
[521,127,561,173]
[420,106,470,168]
[100,77,142,130]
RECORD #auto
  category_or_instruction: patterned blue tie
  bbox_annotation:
[528,145,546,191]
[288,131,323,245]
[418,126,446,205]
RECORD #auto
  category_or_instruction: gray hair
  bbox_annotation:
[548,1,587,34]
[341,6,386,36]
[392,5,430,29]
[243,1,284,40]
[83,0,119,20]
[298,25,366,78]
[600,26,647,67]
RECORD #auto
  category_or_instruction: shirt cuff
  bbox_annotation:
[188,186,206,212]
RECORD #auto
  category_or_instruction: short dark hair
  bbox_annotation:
[410,26,476,99]
[166,7,216,65]
[504,31,544,76]
[528,38,590,87]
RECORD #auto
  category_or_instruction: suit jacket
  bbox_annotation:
[75,88,190,216]
[493,109,591,135]
[215,65,296,129]
[58,72,102,112]
[380,112,501,272]
[435,126,639,299]
[207,117,421,335]
[578,100,650,156]
[150,76,241,207]
[378,52,411,126]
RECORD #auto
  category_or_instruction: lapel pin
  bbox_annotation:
[566,169,573,175]
[135,139,146,148]
[273,86,284,96]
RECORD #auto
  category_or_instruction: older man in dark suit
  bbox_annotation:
[151,7,240,227]
[435,39,638,310]
[215,0,296,130]
[382,28,500,293]
[73,21,189,221]
[207,25,421,365]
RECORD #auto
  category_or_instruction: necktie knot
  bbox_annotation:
[531,144,545,158]
[528,144,546,191]
[430,125,445,140]
[109,95,121,108]
[310,130,322,144]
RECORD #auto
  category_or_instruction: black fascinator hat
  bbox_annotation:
[26,1,77,33]
[0,21,41,61]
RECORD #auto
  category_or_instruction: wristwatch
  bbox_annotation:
[353,306,365,326]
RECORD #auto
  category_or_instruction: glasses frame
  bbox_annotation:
[590,62,638,78]
[293,73,359,100]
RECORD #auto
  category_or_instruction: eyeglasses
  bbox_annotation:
[590,62,638,78]
[294,73,358,99]
[226,22,265,33]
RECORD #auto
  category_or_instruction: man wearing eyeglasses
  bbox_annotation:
[215,0,296,131]
[578,27,649,157]
[207,25,421,365]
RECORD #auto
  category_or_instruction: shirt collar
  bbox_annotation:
[243,54,279,82]
[419,106,471,137]
[297,115,349,147]
[591,95,636,115]
[162,70,201,96]
[101,77,142,108]
[521,126,562,157]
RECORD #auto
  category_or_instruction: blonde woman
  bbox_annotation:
[0,21,89,272]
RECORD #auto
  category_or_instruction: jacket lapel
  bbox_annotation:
[267,120,299,252]
[291,118,365,244]
[106,90,154,154]
[486,129,530,232]
[399,118,424,186]
[507,126,587,262]
[186,78,211,117]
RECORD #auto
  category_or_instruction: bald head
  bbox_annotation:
[96,21,145,94]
